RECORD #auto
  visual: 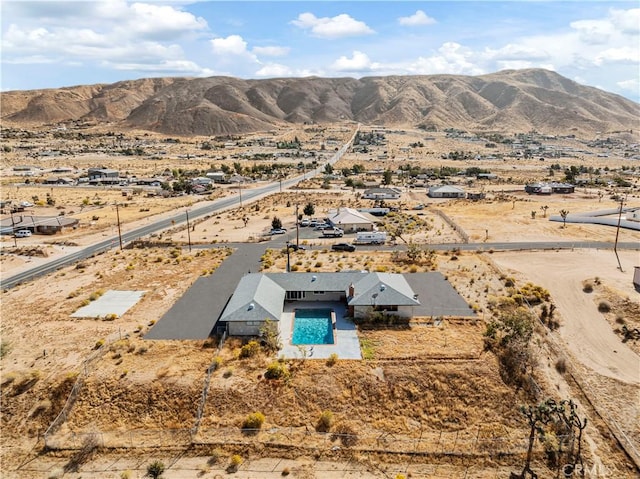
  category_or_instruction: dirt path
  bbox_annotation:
[492,249,640,385]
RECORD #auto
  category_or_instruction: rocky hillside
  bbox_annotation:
[1,69,638,136]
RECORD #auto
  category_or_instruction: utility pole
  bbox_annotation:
[295,204,299,248]
[613,195,625,272]
[185,209,192,252]
[286,241,291,272]
[115,202,123,250]
[9,210,17,247]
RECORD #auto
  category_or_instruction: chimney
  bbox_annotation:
[348,283,355,298]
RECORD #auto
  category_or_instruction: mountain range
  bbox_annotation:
[1,69,638,136]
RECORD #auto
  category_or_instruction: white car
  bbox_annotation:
[19,201,34,207]
[15,229,32,238]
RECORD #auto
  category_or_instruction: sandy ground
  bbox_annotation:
[491,249,639,385]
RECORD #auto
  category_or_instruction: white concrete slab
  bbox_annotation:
[280,301,362,360]
[71,290,146,318]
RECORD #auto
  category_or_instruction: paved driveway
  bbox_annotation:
[145,243,267,340]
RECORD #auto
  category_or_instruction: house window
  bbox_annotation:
[373,305,398,312]
[313,291,325,295]
[287,291,305,300]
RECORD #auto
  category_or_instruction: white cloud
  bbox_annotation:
[617,78,639,93]
[331,51,375,72]
[125,3,208,41]
[609,8,640,35]
[408,43,484,76]
[483,44,550,62]
[594,47,639,66]
[255,63,293,77]
[210,35,248,55]
[252,46,290,57]
[398,10,436,27]
[291,12,374,39]
[109,59,214,76]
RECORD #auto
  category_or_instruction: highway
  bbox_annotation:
[1,130,357,290]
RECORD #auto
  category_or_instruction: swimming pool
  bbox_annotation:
[292,309,334,345]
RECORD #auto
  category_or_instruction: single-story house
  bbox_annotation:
[219,272,420,336]
[43,177,76,185]
[88,168,119,181]
[362,188,401,200]
[428,185,466,198]
[0,215,79,235]
[327,207,376,232]
[524,182,575,195]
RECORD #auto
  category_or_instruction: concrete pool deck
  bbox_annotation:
[279,301,362,360]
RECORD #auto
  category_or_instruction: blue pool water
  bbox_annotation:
[292,309,334,345]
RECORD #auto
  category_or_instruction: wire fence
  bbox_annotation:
[44,424,541,457]
[430,208,470,243]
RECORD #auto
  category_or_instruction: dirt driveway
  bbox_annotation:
[491,249,639,385]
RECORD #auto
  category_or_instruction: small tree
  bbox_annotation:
[324,163,333,174]
[146,460,165,479]
[559,209,569,228]
[271,216,282,230]
[540,205,549,218]
[383,169,393,185]
[259,319,281,351]
[303,202,315,217]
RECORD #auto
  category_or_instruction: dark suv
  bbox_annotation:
[331,243,356,252]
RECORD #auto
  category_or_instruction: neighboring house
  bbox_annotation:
[88,168,119,181]
[476,173,498,180]
[43,177,76,185]
[524,182,575,194]
[427,185,466,198]
[327,207,376,232]
[0,215,79,235]
[191,177,213,186]
[362,188,401,200]
[134,178,163,187]
[206,171,227,183]
[634,266,640,290]
[219,272,420,336]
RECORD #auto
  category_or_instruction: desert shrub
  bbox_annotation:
[1,340,11,359]
[146,460,165,479]
[88,289,105,301]
[103,313,118,321]
[326,353,338,366]
[239,340,260,359]
[582,282,593,293]
[120,471,131,479]
[597,301,611,313]
[282,467,291,476]
[265,361,289,380]
[228,454,243,472]
[243,411,265,429]
[331,423,358,447]
[94,339,105,350]
[555,357,567,375]
[316,410,334,432]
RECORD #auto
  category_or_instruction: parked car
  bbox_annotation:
[14,229,32,238]
[314,223,330,230]
[299,219,310,227]
[331,243,356,252]
[287,244,306,251]
[270,228,287,235]
[322,227,344,237]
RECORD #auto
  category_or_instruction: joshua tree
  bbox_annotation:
[531,211,536,219]
[271,216,282,230]
[540,205,549,218]
[559,209,569,228]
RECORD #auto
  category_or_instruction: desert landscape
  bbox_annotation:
[1,71,640,479]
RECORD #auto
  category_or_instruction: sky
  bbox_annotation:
[1,1,639,101]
